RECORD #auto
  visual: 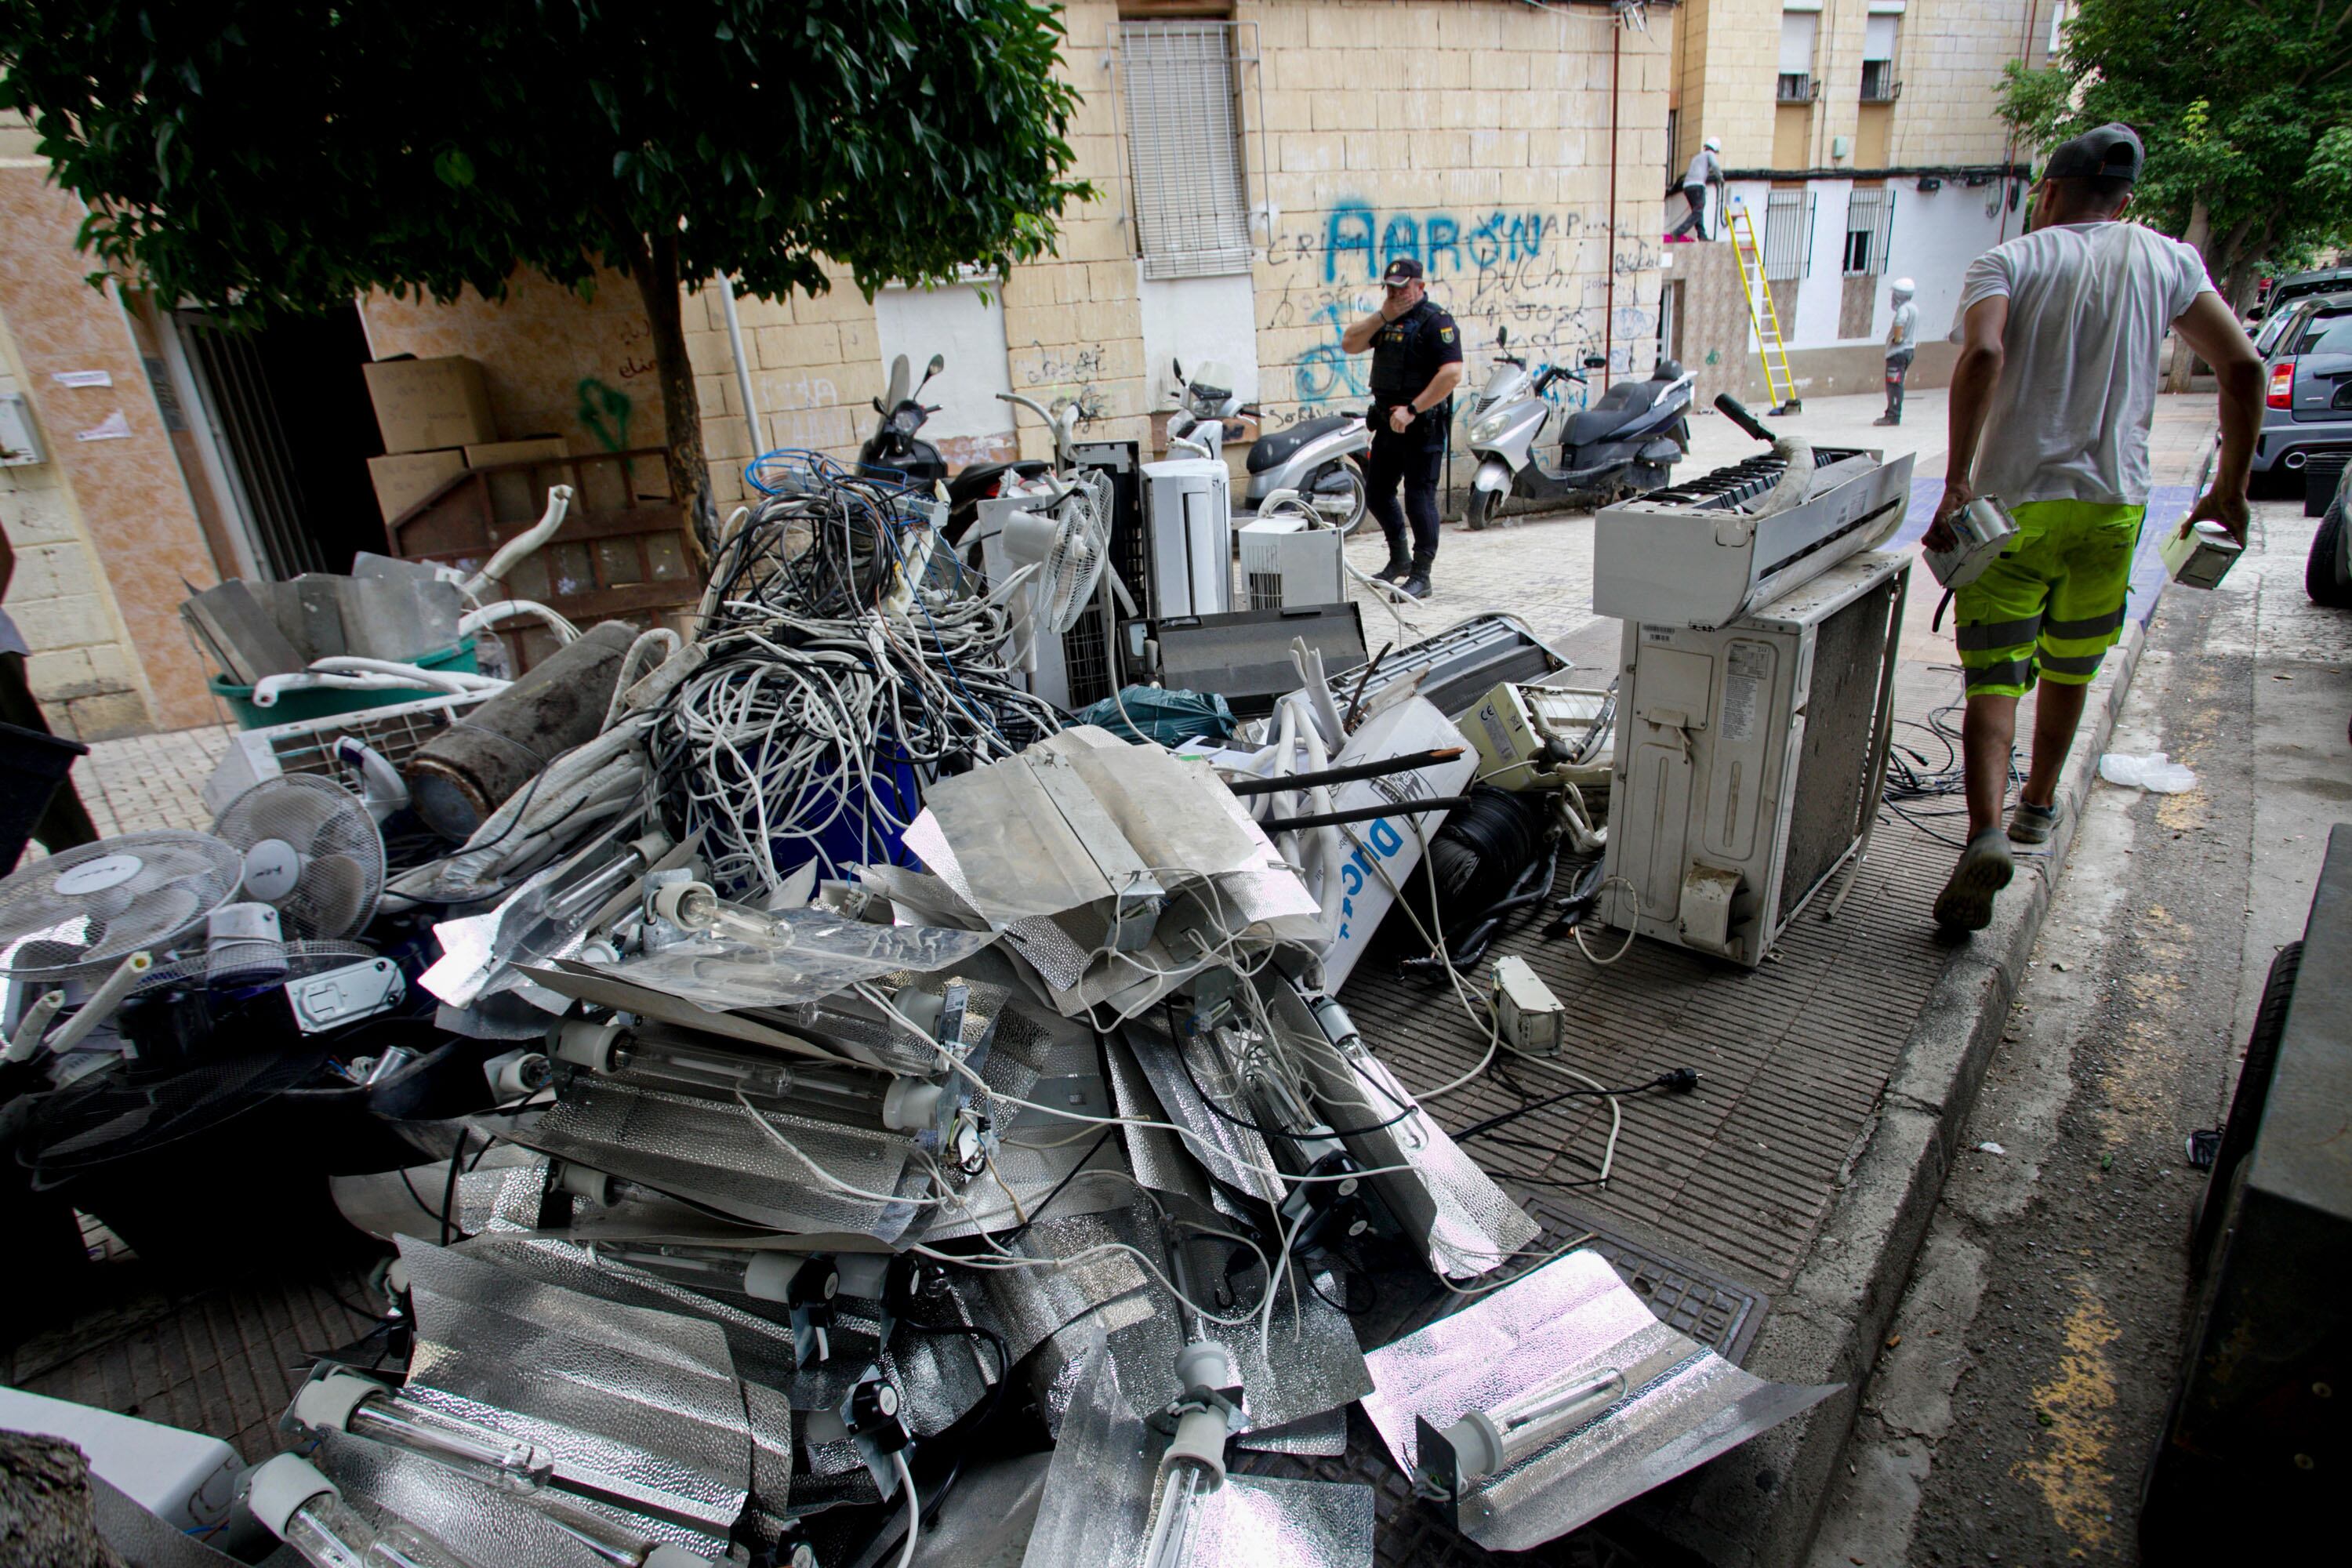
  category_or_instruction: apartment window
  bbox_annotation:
[1779,7,1818,103]
[1843,187,1896,275]
[1120,21,1252,279]
[1860,13,1898,101]
[2049,1,2071,53]
[1763,188,1814,281]
[1666,107,1681,185]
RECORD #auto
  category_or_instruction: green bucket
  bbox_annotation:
[209,639,481,731]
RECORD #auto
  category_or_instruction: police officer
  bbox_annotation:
[1341,258,1464,600]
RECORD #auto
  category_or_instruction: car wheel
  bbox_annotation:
[2307,497,2352,607]
[1465,487,1500,532]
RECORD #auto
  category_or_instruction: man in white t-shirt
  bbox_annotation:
[1926,122,2262,932]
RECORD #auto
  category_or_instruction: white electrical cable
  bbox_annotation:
[731,1091,953,1208]
[1436,1230,1599,1298]
[890,1451,920,1568]
[1330,816,1630,1185]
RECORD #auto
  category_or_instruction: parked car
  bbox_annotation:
[2250,289,2352,496]
[2245,263,2352,325]
[2252,291,2327,361]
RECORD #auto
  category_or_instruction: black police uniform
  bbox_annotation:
[1366,299,1464,575]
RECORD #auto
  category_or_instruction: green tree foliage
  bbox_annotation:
[0,2,1091,541]
[1998,0,2352,305]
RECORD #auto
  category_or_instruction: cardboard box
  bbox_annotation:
[463,437,568,469]
[363,357,497,454]
[368,449,467,523]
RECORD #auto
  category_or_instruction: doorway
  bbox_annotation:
[174,304,387,577]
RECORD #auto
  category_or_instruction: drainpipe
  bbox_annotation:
[716,274,766,457]
[1603,16,1621,390]
[1998,3,2043,244]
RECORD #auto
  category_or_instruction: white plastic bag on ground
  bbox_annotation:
[2098,751,2198,793]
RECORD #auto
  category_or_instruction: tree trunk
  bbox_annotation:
[2165,196,2214,394]
[624,229,716,568]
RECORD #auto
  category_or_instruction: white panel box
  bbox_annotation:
[1142,458,1232,620]
[1238,515,1346,610]
[1600,550,1910,967]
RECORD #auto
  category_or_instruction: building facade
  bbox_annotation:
[2,0,1682,738]
[1668,0,2062,398]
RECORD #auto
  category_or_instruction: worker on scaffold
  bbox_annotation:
[1342,257,1465,602]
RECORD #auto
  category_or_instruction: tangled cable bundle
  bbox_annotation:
[653,454,1062,898]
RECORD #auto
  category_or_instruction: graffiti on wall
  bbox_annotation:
[1262,198,1659,429]
[1018,344,1110,423]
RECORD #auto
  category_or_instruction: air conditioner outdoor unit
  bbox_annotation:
[1238,516,1346,610]
[1599,548,1910,967]
[1142,458,1232,621]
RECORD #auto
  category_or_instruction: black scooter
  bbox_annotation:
[857,350,1047,543]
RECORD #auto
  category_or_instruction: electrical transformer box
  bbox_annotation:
[1599,549,1909,967]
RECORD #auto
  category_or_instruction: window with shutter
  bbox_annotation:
[1764,189,1814,282]
[1843,188,1895,276]
[1120,21,1253,281]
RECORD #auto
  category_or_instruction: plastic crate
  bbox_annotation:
[206,639,478,730]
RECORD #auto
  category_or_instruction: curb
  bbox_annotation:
[1636,603,2164,1565]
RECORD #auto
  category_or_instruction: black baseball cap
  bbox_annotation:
[1381,257,1425,285]
[2044,122,2143,183]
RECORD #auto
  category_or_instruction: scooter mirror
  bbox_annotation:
[1583,354,1608,369]
[927,354,945,378]
[1496,328,1509,349]
[1172,357,1185,383]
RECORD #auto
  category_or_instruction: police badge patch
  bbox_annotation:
[1439,327,1456,343]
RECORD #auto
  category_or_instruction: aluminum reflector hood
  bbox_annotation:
[1359,1249,1836,1553]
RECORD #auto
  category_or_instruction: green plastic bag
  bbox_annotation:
[1075,686,1237,746]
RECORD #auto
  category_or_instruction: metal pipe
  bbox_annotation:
[1604,13,1621,389]
[717,275,766,459]
[1223,746,1466,797]
[1259,796,1471,834]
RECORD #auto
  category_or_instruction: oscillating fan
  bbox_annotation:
[0,832,245,983]
[998,470,1116,666]
[209,776,387,940]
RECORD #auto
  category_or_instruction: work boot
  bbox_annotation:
[1873,414,1900,426]
[1933,829,2014,933]
[1374,549,1413,586]
[1399,568,1433,601]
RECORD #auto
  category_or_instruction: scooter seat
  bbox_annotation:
[1247,413,1356,473]
[1563,380,1659,446]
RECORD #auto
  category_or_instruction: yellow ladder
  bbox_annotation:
[1727,202,1800,414]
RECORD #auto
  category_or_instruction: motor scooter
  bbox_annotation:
[856,350,1050,543]
[858,352,948,488]
[1165,360,1370,533]
[1462,330,1693,529]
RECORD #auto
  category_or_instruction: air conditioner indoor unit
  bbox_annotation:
[1238,515,1346,609]
[1599,548,1911,967]
[1141,458,1232,621]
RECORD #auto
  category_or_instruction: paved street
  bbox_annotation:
[1803,462,2352,1565]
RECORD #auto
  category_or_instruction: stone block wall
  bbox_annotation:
[0,151,217,737]
[1243,0,1674,441]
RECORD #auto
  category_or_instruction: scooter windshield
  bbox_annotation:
[1477,364,1533,409]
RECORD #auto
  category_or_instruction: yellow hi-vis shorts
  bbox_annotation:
[1954,499,2144,699]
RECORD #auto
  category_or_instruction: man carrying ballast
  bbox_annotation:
[1926,122,2261,932]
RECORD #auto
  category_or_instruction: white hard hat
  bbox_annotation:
[1891,277,1915,296]
[1704,136,1722,153]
